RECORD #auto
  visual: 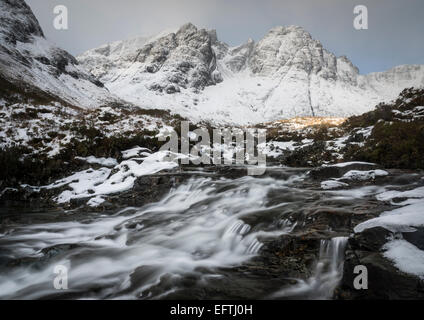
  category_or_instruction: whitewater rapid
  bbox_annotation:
[0,174,302,299]
[2,166,421,299]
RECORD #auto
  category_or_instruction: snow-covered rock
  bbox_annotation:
[1,2,422,124]
[321,180,349,190]
[78,24,424,124]
[341,169,389,181]
[383,239,424,279]
[0,0,116,108]
[355,186,424,233]
[40,149,182,206]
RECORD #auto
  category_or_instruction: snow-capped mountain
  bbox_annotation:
[0,0,115,108]
[78,23,424,124]
[1,1,422,124]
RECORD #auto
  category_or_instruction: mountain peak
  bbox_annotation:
[77,23,424,124]
[266,25,312,39]
[248,24,325,76]
[176,22,198,34]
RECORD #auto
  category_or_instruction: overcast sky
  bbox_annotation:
[26,0,424,74]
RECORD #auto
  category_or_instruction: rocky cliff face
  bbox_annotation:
[78,23,424,124]
[1,0,422,123]
[79,23,221,95]
[0,0,116,108]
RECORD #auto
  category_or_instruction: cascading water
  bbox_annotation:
[2,163,390,300]
[272,236,348,299]
[0,174,300,299]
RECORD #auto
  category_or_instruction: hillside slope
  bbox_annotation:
[0,0,117,108]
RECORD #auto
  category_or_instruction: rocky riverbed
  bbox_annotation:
[1,161,423,299]
[1,0,424,300]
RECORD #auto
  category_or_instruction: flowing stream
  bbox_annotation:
[0,166,418,299]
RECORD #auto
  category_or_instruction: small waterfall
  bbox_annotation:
[273,236,348,299]
[319,237,348,275]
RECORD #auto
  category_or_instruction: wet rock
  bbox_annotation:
[337,227,424,299]
[41,243,80,260]
[97,173,190,210]
[338,250,424,299]
[305,208,353,232]
[259,234,322,279]
[0,186,58,209]
[309,162,378,180]
[349,227,392,252]
[403,227,424,250]
[159,236,323,299]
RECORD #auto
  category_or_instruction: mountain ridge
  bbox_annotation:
[78,23,424,124]
[1,1,423,124]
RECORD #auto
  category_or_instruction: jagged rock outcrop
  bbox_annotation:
[79,23,222,95]
[78,23,424,124]
[337,227,424,299]
[0,1,422,123]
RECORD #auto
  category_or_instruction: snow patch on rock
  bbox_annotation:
[383,239,424,279]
